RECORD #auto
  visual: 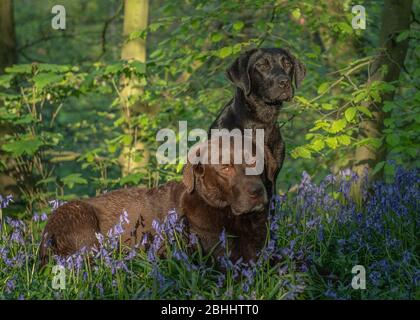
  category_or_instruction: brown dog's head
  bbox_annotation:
[226,47,306,105]
[183,137,277,216]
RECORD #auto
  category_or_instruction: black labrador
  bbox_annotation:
[209,48,306,194]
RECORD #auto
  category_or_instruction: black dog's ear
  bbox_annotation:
[264,146,278,185]
[284,48,306,88]
[226,49,258,95]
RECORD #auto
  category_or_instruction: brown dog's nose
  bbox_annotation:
[248,184,264,198]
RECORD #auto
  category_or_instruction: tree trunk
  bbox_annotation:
[119,0,149,177]
[0,0,17,196]
[353,0,413,178]
[0,0,17,74]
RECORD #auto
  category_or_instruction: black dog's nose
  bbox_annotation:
[279,79,289,88]
[248,184,264,198]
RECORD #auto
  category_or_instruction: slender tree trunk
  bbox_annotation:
[0,0,16,74]
[119,0,149,177]
[353,0,413,178]
[0,0,17,196]
[121,0,148,62]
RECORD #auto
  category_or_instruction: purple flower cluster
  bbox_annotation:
[49,199,66,210]
[0,165,418,299]
[0,194,13,209]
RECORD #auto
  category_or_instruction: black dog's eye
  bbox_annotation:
[283,59,292,69]
[256,59,270,71]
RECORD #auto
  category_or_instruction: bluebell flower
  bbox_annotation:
[402,251,412,264]
[219,228,226,249]
[5,279,16,294]
[141,233,149,246]
[96,283,104,296]
[369,271,381,287]
[32,213,39,222]
[189,232,198,246]
[0,194,13,209]
[49,199,66,210]
[216,274,225,288]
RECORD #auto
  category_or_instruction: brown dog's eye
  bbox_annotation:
[221,165,234,175]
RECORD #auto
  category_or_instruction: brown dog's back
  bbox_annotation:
[39,182,185,264]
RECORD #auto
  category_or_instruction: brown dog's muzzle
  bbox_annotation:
[231,179,268,216]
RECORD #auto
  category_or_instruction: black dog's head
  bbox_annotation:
[226,48,306,105]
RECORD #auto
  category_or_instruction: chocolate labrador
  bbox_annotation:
[209,48,306,194]
[40,138,277,264]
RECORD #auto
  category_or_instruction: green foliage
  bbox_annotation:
[0,0,418,210]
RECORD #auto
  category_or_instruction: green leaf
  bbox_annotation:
[122,135,133,145]
[336,22,353,34]
[33,73,64,89]
[2,136,43,157]
[386,134,400,147]
[383,101,395,112]
[396,30,410,42]
[326,137,338,149]
[119,173,142,186]
[353,91,367,103]
[291,146,312,159]
[0,74,13,88]
[345,107,357,122]
[5,64,32,74]
[149,22,163,32]
[337,135,351,145]
[384,162,395,177]
[321,103,334,110]
[291,8,301,20]
[357,106,373,118]
[310,139,325,152]
[61,173,88,189]
[37,64,71,73]
[218,46,233,59]
[104,62,125,75]
[233,21,244,31]
[296,96,310,106]
[358,137,382,149]
[330,118,347,133]
[130,61,146,74]
[211,32,223,42]
[372,161,385,176]
[317,82,329,95]
[370,90,381,103]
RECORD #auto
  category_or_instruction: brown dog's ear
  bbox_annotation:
[226,49,258,96]
[284,48,306,88]
[183,144,206,193]
[264,146,278,185]
[183,162,195,193]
